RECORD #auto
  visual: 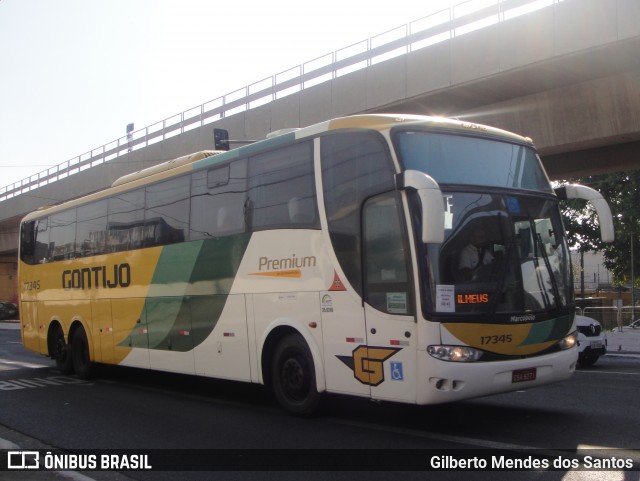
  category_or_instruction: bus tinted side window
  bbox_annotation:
[49,209,77,260]
[34,218,50,264]
[76,200,108,257]
[190,159,248,240]
[321,131,396,295]
[20,141,321,264]
[146,176,190,246]
[20,221,36,265]
[20,219,51,265]
[108,189,145,251]
[248,141,319,230]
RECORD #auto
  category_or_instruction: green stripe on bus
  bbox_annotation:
[519,314,574,346]
[120,233,251,351]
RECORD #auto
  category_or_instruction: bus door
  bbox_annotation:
[361,192,417,403]
[320,286,371,398]
[320,191,417,402]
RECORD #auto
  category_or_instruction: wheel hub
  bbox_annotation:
[282,358,306,398]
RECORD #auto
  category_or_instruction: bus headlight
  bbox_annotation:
[427,345,483,362]
[558,331,578,350]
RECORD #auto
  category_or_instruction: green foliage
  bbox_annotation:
[558,170,640,286]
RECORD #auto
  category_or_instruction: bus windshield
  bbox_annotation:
[395,131,572,322]
[423,192,572,320]
[396,130,552,193]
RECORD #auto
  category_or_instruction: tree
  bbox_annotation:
[558,170,640,287]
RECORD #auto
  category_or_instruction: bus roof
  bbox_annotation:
[21,114,533,223]
[192,114,533,171]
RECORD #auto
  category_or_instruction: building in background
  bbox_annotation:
[571,250,612,294]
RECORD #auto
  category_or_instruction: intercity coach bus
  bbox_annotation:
[18,114,614,414]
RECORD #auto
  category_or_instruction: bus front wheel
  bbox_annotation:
[271,334,321,416]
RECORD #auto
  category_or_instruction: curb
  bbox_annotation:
[606,352,640,358]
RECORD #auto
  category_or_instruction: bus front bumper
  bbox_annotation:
[415,347,578,405]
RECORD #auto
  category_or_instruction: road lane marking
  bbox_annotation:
[575,371,640,376]
[0,375,93,391]
[0,357,51,369]
[327,417,640,464]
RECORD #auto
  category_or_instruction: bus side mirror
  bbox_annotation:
[555,183,615,243]
[399,170,445,244]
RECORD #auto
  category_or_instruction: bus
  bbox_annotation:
[18,114,614,415]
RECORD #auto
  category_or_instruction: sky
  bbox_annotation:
[0,0,461,189]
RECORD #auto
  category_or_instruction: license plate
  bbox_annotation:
[590,341,603,349]
[512,367,537,383]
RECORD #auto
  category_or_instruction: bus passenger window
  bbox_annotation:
[108,189,145,251]
[248,141,318,230]
[288,197,316,224]
[34,218,50,263]
[145,176,190,246]
[76,200,108,257]
[49,209,77,260]
[190,159,247,239]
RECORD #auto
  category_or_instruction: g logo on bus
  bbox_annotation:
[337,345,401,386]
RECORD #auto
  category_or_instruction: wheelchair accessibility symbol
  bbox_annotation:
[390,361,404,381]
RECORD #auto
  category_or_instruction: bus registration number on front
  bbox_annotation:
[512,368,537,383]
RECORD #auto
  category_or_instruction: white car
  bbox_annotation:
[575,315,607,367]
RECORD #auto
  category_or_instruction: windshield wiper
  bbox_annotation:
[535,232,562,310]
[487,240,514,320]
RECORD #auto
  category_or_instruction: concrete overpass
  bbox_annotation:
[1,0,639,300]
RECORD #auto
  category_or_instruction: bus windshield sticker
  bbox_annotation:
[390,361,404,381]
[387,292,407,314]
[506,196,521,214]
[444,195,454,229]
[321,294,334,313]
[436,285,455,312]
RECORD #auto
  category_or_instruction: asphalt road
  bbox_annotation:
[1,325,639,481]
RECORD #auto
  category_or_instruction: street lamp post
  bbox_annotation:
[632,224,635,323]
[126,123,134,153]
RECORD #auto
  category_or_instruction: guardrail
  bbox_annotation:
[577,306,640,331]
[0,0,562,202]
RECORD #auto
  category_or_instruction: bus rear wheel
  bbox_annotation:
[50,324,73,375]
[271,334,321,416]
[71,327,94,380]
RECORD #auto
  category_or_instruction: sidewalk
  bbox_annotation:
[605,326,640,356]
[0,319,19,329]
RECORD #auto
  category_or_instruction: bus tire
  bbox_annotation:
[271,333,322,416]
[50,324,73,375]
[71,327,94,380]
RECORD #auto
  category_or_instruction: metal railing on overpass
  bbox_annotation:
[0,0,563,202]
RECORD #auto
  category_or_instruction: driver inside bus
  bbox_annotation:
[457,228,494,281]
